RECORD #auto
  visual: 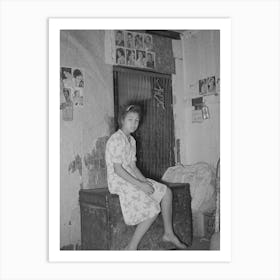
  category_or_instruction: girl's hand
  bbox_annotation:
[139,181,154,195]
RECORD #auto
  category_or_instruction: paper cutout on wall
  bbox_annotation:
[206,76,216,93]
[72,68,85,88]
[61,87,73,121]
[199,75,217,95]
[202,105,210,120]
[216,77,220,93]
[73,88,84,106]
[199,78,207,95]
[60,66,85,119]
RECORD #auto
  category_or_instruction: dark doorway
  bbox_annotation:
[113,66,175,181]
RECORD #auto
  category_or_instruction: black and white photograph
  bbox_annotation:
[134,33,144,50]
[62,87,71,104]
[207,76,216,93]
[60,66,72,80]
[144,34,153,51]
[199,78,208,95]
[116,47,126,65]
[146,51,155,69]
[216,77,220,93]
[73,88,83,106]
[1,2,280,280]
[135,49,146,67]
[113,31,156,70]
[114,30,124,47]
[125,31,134,48]
[56,26,223,257]
[126,48,136,66]
[72,68,85,88]
[60,66,73,88]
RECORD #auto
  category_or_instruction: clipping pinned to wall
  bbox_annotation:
[60,66,85,121]
[104,30,176,74]
[191,96,210,123]
[199,75,218,96]
[114,30,156,70]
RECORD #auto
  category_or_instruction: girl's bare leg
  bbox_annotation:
[161,187,187,249]
[126,214,158,250]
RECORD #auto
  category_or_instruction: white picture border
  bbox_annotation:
[49,18,231,262]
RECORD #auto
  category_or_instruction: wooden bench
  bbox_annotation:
[79,182,193,250]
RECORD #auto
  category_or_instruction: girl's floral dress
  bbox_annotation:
[105,129,167,225]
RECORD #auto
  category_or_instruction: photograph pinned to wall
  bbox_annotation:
[112,31,156,70]
[202,105,210,119]
[60,66,72,79]
[135,50,146,67]
[134,33,144,50]
[125,31,134,48]
[199,78,208,95]
[207,76,216,93]
[60,88,73,121]
[144,34,153,51]
[61,66,74,88]
[63,88,72,104]
[115,30,124,47]
[60,87,71,109]
[146,51,155,69]
[216,77,220,93]
[60,87,72,109]
[73,68,85,88]
[126,49,136,66]
[73,88,84,107]
[60,66,85,119]
[116,47,126,65]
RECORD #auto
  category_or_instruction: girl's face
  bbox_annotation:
[121,112,140,134]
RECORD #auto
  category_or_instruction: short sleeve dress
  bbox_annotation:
[105,129,167,226]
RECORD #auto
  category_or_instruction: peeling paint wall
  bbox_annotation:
[60,30,114,248]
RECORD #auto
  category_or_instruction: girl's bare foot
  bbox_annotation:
[162,233,188,249]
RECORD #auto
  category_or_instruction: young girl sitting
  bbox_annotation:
[105,104,187,250]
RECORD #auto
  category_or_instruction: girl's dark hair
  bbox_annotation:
[118,104,142,128]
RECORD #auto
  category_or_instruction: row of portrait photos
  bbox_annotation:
[115,30,153,51]
[116,48,156,69]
